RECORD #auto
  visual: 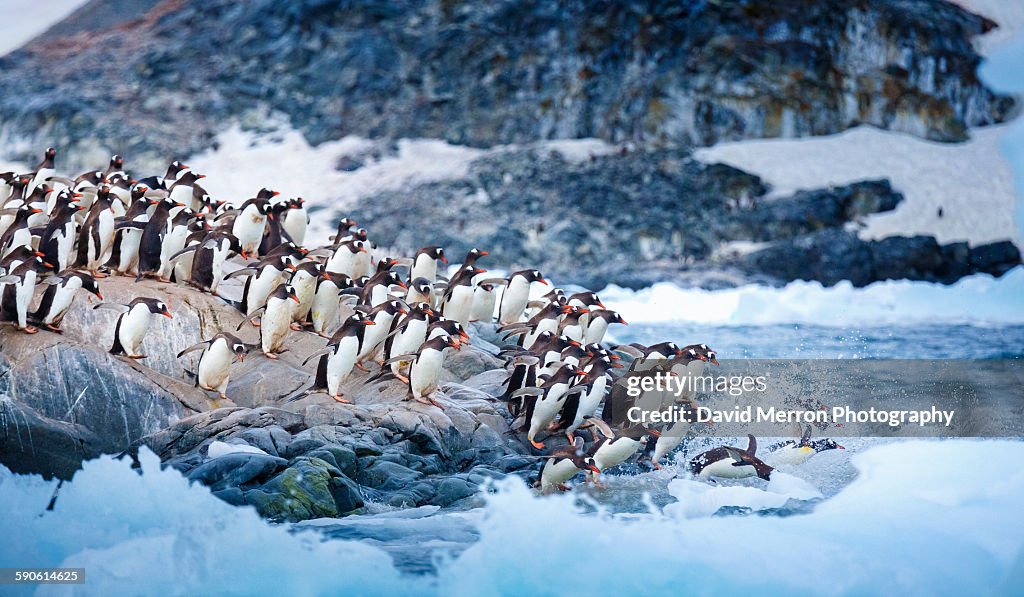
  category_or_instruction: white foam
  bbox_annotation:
[0,0,90,57]
[600,266,1024,326]
[665,472,822,518]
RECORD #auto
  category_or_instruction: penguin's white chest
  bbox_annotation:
[198,341,234,391]
[261,298,294,352]
[585,318,609,344]
[247,269,283,315]
[529,384,570,436]
[44,279,83,324]
[410,350,445,398]
[593,438,642,471]
[768,445,816,466]
[540,458,583,489]
[120,306,153,355]
[499,278,530,324]
[699,458,756,480]
[326,336,360,394]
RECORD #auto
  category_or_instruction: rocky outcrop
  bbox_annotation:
[0,0,1012,170]
[0,275,533,519]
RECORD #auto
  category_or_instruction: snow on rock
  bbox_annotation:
[206,440,268,460]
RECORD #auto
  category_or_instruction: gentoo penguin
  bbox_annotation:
[766,426,845,466]
[108,186,155,276]
[500,302,568,350]
[96,297,174,358]
[551,356,622,441]
[174,230,242,295]
[104,154,125,178]
[470,282,498,323]
[647,346,715,469]
[324,239,368,278]
[167,170,205,213]
[496,269,548,325]
[157,208,203,281]
[330,217,358,243]
[556,305,590,344]
[410,246,447,282]
[176,332,248,400]
[30,271,102,332]
[28,147,56,194]
[613,341,683,361]
[689,435,774,481]
[309,272,354,337]
[405,277,434,307]
[22,183,52,227]
[258,199,293,256]
[357,299,410,368]
[224,255,297,319]
[0,257,53,333]
[439,264,485,329]
[281,197,308,247]
[289,261,327,328]
[587,420,656,484]
[0,206,42,258]
[398,335,461,408]
[383,302,434,379]
[514,363,585,449]
[231,189,276,256]
[302,312,375,403]
[132,197,185,280]
[583,309,628,345]
[501,354,540,417]
[358,269,407,307]
[136,160,189,191]
[238,283,300,359]
[535,437,601,494]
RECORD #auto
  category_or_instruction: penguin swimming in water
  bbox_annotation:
[176,332,248,400]
[301,312,376,403]
[535,436,601,494]
[766,425,845,466]
[96,297,174,358]
[237,283,300,359]
[689,435,774,482]
[30,271,102,333]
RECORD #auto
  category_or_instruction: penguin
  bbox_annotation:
[28,147,56,194]
[470,282,498,323]
[383,302,434,379]
[557,305,590,344]
[223,255,297,319]
[358,269,407,307]
[231,190,276,256]
[301,312,376,403]
[324,239,368,278]
[238,283,300,359]
[396,335,461,408]
[587,420,656,483]
[22,183,53,227]
[104,154,126,179]
[551,356,622,441]
[309,272,354,337]
[499,302,569,350]
[689,435,774,481]
[613,341,683,361]
[157,208,204,281]
[131,197,185,280]
[500,354,540,417]
[355,299,410,369]
[535,436,601,494]
[104,173,133,215]
[330,217,358,243]
[37,193,84,272]
[258,199,293,256]
[410,246,447,282]
[96,297,174,358]
[30,271,102,332]
[404,277,435,307]
[583,309,628,345]
[439,264,485,329]
[107,186,154,276]
[0,257,53,333]
[176,332,248,400]
[136,160,189,191]
[281,197,308,247]
[766,426,845,466]
[496,269,548,325]
[289,261,327,328]
[0,205,43,258]
[167,170,205,213]
[513,363,585,449]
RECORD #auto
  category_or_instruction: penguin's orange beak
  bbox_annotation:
[358,246,367,253]
[34,251,45,258]
[289,294,300,303]
[73,192,83,198]
[837,444,845,450]
[162,309,173,319]
[597,301,605,308]
[439,256,448,264]
[612,362,624,368]
[710,357,720,366]
[272,191,280,196]
[568,340,581,347]
[475,268,486,274]
[268,213,274,220]
[286,263,297,271]
[95,292,104,300]
[323,271,332,281]
[480,251,489,255]
[610,354,620,360]
[539,278,549,285]
[363,321,375,325]
[30,207,42,214]
[396,280,408,289]
[240,251,249,259]
[588,465,601,474]
[197,174,206,179]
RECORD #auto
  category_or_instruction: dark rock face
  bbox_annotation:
[741,231,1022,286]
[0,0,1011,169]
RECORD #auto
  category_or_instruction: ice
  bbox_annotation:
[2,440,1022,594]
[599,266,1024,326]
[205,440,268,459]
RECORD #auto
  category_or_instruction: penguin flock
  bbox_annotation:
[0,147,844,494]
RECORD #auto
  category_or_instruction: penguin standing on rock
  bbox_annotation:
[300,312,376,403]
[410,246,447,282]
[309,272,353,337]
[75,185,119,277]
[176,332,249,400]
[31,271,103,332]
[230,190,276,257]
[494,269,548,325]
[37,192,84,273]
[96,297,174,358]
[107,186,154,276]
[0,257,53,333]
[513,363,585,449]
[690,435,774,482]
[237,283,300,359]
[281,197,308,247]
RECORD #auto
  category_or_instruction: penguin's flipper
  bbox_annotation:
[93,303,128,312]
[510,387,543,399]
[236,307,266,331]
[586,416,616,440]
[339,295,359,305]
[225,267,256,280]
[382,353,418,365]
[747,434,757,455]
[302,349,331,367]
[169,244,200,262]
[176,341,210,359]
[478,277,509,286]
[725,447,747,465]
[114,221,147,230]
[0,275,21,284]
[611,345,644,359]
[44,175,75,186]
[800,425,812,446]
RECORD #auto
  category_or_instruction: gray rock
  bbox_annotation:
[187,452,287,490]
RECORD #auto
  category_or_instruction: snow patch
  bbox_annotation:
[600,266,1024,326]
[206,440,268,459]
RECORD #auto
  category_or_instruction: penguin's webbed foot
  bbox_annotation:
[251,319,262,328]
[45,324,64,334]
[557,483,571,492]
[128,354,147,359]
[355,362,370,372]
[290,322,302,331]
[91,270,109,279]
[530,439,545,450]
[22,326,39,335]
[263,352,279,360]
[332,394,352,404]
[395,373,410,384]
[652,461,663,471]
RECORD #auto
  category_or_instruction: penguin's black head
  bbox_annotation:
[138,298,173,319]
[45,147,56,159]
[110,155,123,168]
[77,274,103,300]
[376,257,399,272]
[518,269,547,285]
[256,188,279,201]
[420,246,446,263]
[411,302,435,317]
[411,277,432,294]
[336,217,357,233]
[463,248,489,264]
